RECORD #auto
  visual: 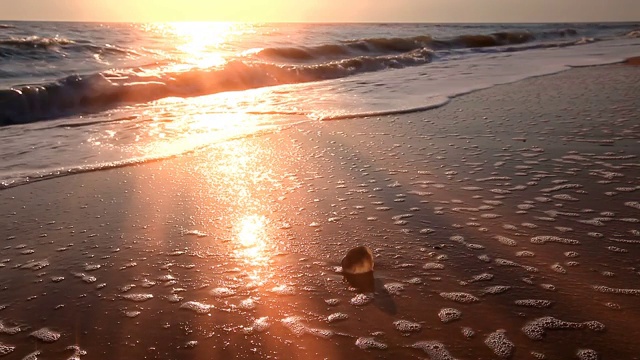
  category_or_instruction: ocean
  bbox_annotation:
[1,21,639,188]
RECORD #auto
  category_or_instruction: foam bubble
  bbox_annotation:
[495,258,519,267]
[245,317,271,333]
[30,328,61,342]
[238,297,257,310]
[84,264,101,271]
[440,292,480,303]
[81,275,97,283]
[166,294,183,303]
[522,316,604,340]
[551,263,567,273]
[607,246,628,253]
[393,319,422,333]
[412,341,457,360]
[65,345,87,360]
[514,299,553,308]
[468,273,494,283]
[324,298,340,306]
[531,351,546,359]
[21,259,49,271]
[482,285,511,295]
[0,343,15,356]
[423,262,445,270]
[327,313,349,323]
[21,350,41,360]
[438,308,462,323]
[552,194,579,201]
[384,282,405,295]
[577,349,599,360]
[624,201,640,210]
[516,251,535,257]
[484,330,514,358]
[530,236,580,245]
[604,302,621,311]
[270,285,296,296]
[122,293,153,302]
[124,311,141,318]
[592,285,640,295]
[281,316,333,338]
[462,327,475,338]
[210,287,236,298]
[0,321,21,335]
[183,340,198,349]
[355,337,387,350]
[350,293,374,306]
[140,279,156,288]
[540,284,556,291]
[583,321,605,331]
[495,236,517,246]
[180,301,212,314]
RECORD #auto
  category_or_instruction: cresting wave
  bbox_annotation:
[0,48,434,126]
[258,31,536,61]
[258,29,581,61]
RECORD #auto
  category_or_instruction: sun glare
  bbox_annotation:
[146,22,244,70]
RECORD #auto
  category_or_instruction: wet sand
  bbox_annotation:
[1,63,640,360]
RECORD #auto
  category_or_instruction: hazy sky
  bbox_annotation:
[1,0,639,22]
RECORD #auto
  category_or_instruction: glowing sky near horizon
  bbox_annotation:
[1,0,639,22]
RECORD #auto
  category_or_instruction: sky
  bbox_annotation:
[1,0,639,22]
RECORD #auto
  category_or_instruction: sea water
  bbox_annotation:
[1,22,640,188]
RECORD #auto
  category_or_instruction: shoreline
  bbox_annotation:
[1,63,639,359]
[3,56,640,192]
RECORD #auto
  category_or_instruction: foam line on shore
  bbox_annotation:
[0,125,291,190]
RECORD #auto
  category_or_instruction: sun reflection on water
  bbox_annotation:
[144,22,251,71]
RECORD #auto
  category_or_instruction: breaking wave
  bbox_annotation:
[0,28,608,126]
[0,48,434,125]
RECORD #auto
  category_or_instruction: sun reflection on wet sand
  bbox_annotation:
[236,214,268,265]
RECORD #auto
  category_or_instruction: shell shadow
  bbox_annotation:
[342,272,397,315]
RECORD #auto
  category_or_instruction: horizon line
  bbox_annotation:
[2,19,640,24]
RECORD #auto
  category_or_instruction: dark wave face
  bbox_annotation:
[256,29,579,63]
[0,36,138,60]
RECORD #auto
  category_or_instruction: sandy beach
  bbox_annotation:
[1,63,639,359]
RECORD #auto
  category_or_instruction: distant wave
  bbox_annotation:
[0,24,16,29]
[627,30,640,38]
[0,36,76,48]
[258,29,581,62]
[0,36,139,59]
